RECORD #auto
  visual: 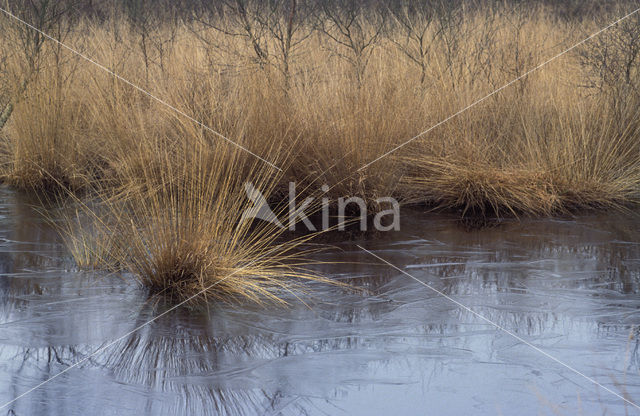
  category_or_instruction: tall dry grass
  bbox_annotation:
[0,2,639,300]
[1,5,638,213]
[59,140,330,304]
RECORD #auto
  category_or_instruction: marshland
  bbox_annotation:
[0,0,640,414]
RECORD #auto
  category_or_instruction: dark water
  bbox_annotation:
[0,188,639,416]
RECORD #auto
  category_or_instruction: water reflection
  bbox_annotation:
[0,189,639,415]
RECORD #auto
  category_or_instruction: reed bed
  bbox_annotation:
[0,1,639,301]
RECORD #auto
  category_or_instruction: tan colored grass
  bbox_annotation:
[60,134,334,304]
[2,7,638,215]
[0,3,639,303]
[0,72,101,191]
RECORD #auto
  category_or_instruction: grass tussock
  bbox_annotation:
[0,73,100,192]
[61,137,332,304]
[400,92,640,217]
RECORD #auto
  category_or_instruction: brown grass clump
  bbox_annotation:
[400,160,559,217]
[399,92,640,217]
[0,72,101,192]
[61,136,332,304]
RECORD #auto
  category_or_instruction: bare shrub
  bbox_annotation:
[314,0,385,85]
[579,7,640,107]
[193,0,312,89]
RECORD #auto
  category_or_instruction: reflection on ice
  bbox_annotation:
[0,189,639,415]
